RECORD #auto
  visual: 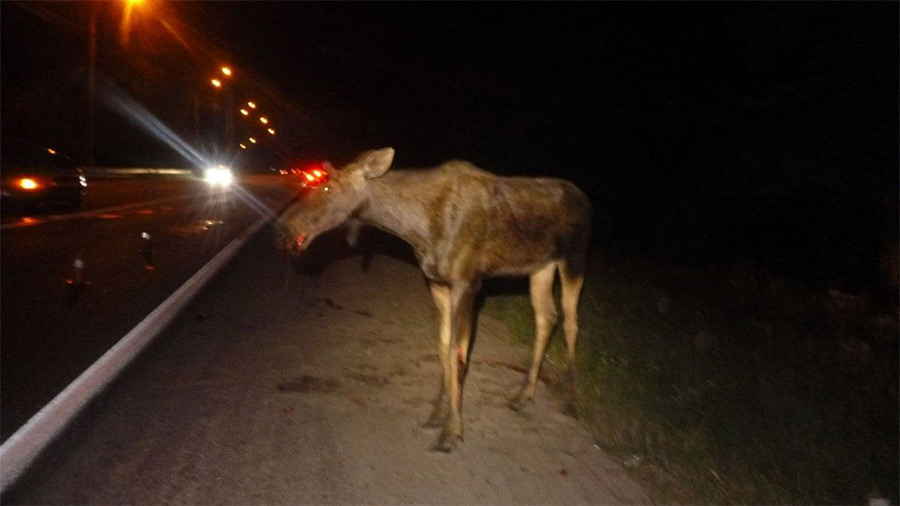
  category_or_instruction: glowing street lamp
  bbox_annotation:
[267,128,276,135]
[240,108,249,116]
[210,78,222,88]
[221,66,232,77]
[120,0,147,47]
[259,116,268,124]
[239,143,247,149]
[249,137,257,144]
[247,101,256,109]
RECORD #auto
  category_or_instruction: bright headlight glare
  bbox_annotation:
[204,166,233,186]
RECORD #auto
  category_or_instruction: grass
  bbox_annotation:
[482,251,898,505]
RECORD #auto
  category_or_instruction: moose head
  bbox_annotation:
[276,147,395,252]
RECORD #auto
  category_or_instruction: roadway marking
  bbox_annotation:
[0,191,226,230]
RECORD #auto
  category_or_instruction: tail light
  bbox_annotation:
[300,164,328,187]
[17,177,44,191]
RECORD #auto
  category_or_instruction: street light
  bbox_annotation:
[267,128,275,135]
[249,137,257,144]
[240,108,249,116]
[247,101,256,109]
[259,116,268,124]
[210,78,222,88]
[221,66,232,76]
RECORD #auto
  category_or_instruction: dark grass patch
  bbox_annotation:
[483,252,898,505]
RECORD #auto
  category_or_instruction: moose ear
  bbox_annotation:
[358,147,394,179]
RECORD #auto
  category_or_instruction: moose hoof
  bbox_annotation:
[507,395,531,413]
[430,430,462,453]
[421,416,444,429]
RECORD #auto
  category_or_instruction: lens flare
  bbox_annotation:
[99,82,277,221]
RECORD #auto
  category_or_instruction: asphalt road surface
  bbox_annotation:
[3,223,651,504]
[1,175,299,440]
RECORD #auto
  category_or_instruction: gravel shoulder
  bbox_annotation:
[5,226,650,505]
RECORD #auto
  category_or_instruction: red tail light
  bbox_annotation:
[17,177,43,191]
[299,163,329,187]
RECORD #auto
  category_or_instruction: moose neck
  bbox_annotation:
[356,170,437,254]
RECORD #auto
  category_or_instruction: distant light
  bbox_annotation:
[46,148,57,155]
[221,66,232,76]
[267,128,275,135]
[249,137,257,144]
[247,101,256,109]
[210,78,222,88]
[240,108,249,116]
[239,143,247,149]
[259,116,268,124]
[18,178,39,190]
[304,173,315,182]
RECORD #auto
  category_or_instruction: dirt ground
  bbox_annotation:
[5,227,650,504]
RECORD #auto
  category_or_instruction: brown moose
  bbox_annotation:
[277,148,592,452]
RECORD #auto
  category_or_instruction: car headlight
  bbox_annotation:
[204,166,233,186]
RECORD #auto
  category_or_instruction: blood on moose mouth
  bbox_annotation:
[282,232,307,253]
[294,233,308,251]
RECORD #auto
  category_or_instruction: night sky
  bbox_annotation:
[2,1,898,288]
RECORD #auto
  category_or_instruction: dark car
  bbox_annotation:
[1,141,86,210]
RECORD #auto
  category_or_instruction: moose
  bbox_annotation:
[277,148,592,452]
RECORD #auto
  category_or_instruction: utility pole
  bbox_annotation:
[225,88,234,150]
[87,3,97,166]
[192,92,200,147]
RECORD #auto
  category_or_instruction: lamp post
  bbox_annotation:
[87,2,97,166]
[209,66,234,151]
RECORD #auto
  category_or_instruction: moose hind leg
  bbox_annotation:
[509,262,558,412]
[424,281,451,428]
[559,260,585,416]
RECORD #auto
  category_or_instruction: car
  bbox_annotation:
[1,140,86,211]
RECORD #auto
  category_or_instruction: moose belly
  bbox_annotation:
[416,242,558,282]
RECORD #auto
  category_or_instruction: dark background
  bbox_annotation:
[2,2,897,291]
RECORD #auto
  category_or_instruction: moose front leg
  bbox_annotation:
[424,281,451,428]
[432,280,479,453]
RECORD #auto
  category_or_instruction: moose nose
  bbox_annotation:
[273,226,307,254]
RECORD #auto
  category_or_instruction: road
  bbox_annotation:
[3,222,651,504]
[0,175,299,440]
